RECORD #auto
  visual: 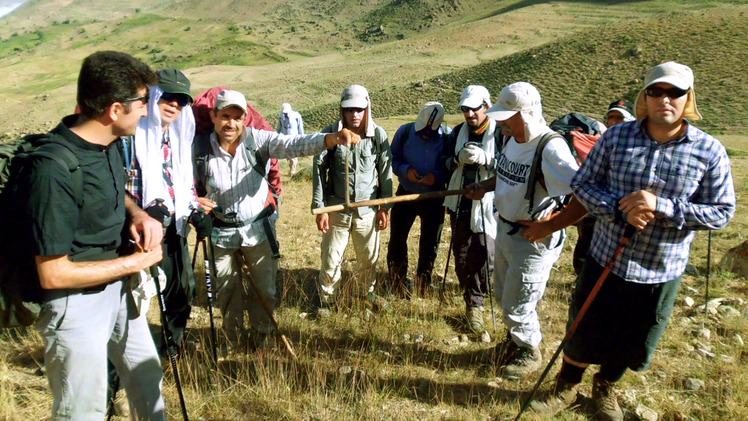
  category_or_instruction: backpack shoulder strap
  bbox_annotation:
[192,132,214,197]
[29,142,83,207]
[524,132,564,216]
[242,129,269,178]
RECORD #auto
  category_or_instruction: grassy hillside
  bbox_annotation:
[302,6,748,133]
[1,0,746,136]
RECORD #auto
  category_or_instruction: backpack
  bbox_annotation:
[497,113,603,220]
[548,113,604,164]
[0,134,83,329]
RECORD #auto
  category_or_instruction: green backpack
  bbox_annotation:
[0,134,83,329]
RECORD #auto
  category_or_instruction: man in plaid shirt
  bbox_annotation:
[530,62,735,420]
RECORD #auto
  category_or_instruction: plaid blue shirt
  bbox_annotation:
[571,119,735,284]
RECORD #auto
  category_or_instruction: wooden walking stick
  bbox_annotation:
[512,224,636,421]
[312,188,468,215]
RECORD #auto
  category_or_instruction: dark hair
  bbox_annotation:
[76,51,158,118]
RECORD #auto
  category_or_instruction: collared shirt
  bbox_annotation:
[121,133,199,209]
[312,123,393,217]
[203,128,328,249]
[25,115,125,261]
[571,119,735,284]
[391,122,451,194]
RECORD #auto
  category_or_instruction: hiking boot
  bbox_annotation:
[528,376,580,415]
[491,333,519,366]
[592,373,623,421]
[468,305,485,333]
[501,346,542,380]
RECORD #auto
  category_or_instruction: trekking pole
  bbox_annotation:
[439,192,462,306]
[512,224,636,421]
[191,239,200,270]
[201,239,219,365]
[479,202,497,333]
[146,199,189,421]
[704,230,712,319]
[238,254,298,360]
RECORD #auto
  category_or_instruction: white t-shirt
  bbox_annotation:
[494,130,579,222]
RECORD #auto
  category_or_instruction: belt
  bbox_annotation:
[498,215,524,236]
[213,205,274,228]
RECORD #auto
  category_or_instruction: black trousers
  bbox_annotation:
[386,186,445,292]
[449,209,493,308]
[154,220,195,354]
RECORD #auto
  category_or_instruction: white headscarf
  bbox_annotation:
[134,85,196,237]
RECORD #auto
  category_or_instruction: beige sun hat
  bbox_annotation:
[634,61,701,121]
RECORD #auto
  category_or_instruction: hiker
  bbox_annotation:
[193,86,284,212]
[21,51,166,419]
[604,98,635,128]
[386,101,452,298]
[277,102,305,176]
[312,84,393,315]
[194,89,360,349]
[529,62,735,420]
[443,85,497,334]
[465,82,587,379]
[123,68,202,355]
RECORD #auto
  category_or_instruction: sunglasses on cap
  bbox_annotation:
[161,92,191,107]
[644,86,688,99]
[343,107,366,114]
[460,105,482,113]
[123,91,150,105]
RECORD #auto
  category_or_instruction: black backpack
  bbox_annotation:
[0,134,83,329]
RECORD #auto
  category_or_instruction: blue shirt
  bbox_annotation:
[571,119,735,284]
[391,122,451,194]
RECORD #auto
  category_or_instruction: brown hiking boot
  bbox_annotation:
[528,376,580,415]
[501,346,542,380]
[592,374,623,421]
[468,305,484,333]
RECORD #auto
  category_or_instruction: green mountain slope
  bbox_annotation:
[302,7,748,133]
[0,0,746,136]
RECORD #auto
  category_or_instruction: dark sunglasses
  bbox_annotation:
[645,86,688,99]
[460,105,482,113]
[343,107,366,114]
[123,91,150,105]
[161,92,191,107]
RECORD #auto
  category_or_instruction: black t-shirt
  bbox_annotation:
[22,115,126,262]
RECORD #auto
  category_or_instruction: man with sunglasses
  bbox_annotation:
[312,84,393,316]
[443,85,497,335]
[21,51,167,419]
[529,62,735,420]
[121,68,203,357]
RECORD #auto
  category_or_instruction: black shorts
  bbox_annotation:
[563,257,681,371]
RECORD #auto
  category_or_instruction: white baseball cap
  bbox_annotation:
[458,85,491,109]
[485,82,542,121]
[340,85,370,108]
[414,101,445,132]
[215,90,248,114]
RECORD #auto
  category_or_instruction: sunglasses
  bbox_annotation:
[123,91,150,104]
[343,107,366,114]
[645,86,688,99]
[161,92,191,107]
[460,105,482,113]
